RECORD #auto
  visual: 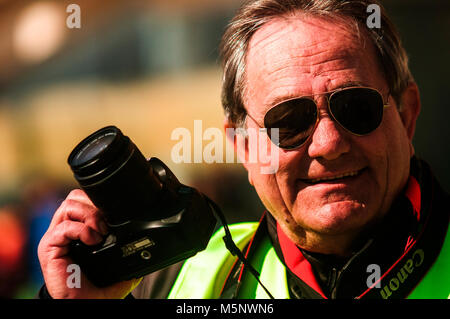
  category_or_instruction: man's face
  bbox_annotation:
[241,15,416,253]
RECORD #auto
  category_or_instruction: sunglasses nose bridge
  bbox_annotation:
[313,93,335,123]
[311,93,333,116]
[307,107,351,160]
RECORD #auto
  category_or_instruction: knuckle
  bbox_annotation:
[68,188,85,198]
[61,198,77,208]
[58,220,78,237]
[56,198,74,216]
[61,198,98,219]
[56,220,69,235]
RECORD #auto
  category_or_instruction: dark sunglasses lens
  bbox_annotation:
[330,88,384,135]
[264,98,317,149]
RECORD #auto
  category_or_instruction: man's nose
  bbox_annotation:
[307,112,351,160]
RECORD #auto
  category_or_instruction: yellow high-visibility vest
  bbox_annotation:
[168,223,449,299]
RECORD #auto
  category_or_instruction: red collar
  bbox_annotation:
[276,223,327,298]
[405,176,421,222]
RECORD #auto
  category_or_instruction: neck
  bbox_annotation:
[293,230,359,257]
[280,221,380,257]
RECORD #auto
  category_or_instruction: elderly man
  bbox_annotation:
[38,0,449,299]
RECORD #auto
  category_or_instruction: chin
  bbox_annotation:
[296,200,374,235]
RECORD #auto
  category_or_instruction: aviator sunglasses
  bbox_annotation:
[246,86,390,150]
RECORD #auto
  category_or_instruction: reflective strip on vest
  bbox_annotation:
[168,223,449,299]
[237,233,289,299]
[167,222,259,299]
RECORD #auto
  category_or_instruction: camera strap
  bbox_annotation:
[204,196,275,299]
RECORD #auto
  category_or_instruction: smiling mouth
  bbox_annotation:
[301,169,365,185]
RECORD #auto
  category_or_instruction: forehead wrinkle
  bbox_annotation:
[249,54,364,110]
[247,39,359,93]
[258,48,356,78]
[250,22,359,65]
[246,16,365,84]
[261,70,364,111]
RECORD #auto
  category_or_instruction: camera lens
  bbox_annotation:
[70,131,116,167]
[68,126,163,225]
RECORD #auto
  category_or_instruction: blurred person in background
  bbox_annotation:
[21,177,70,297]
[0,206,26,298]
[0,177,71,298]
[36,0,449,299]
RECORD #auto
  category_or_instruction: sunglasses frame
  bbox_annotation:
[246,86,390,150]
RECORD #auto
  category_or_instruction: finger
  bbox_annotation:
[48,191,102,231]
[63,200,108,235]
[66,188,95,206]
[49,220,104,248]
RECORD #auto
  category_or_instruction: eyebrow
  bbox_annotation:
[335,81,366,90]
[265,80,367,109]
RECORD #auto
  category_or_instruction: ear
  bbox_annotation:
[398,82,421,140]
[398,82,421,155]
[223,118,253,186]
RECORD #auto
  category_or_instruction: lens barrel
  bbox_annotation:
[68,126,163,225]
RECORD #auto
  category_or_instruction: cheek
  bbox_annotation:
[378,110,412,199]
[348,110,412,212]
[370,110,411,177]
[251,173,284,217]
[247,153,298,222]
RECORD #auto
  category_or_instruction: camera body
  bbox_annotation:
[67,127,217,287]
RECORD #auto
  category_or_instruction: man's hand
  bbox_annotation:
[37,189,141,299]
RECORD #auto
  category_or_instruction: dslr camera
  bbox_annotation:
[67,126,217,287]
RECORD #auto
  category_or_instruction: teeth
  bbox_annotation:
[309,170,360,183]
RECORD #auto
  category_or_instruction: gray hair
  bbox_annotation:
[219,0,414,126]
